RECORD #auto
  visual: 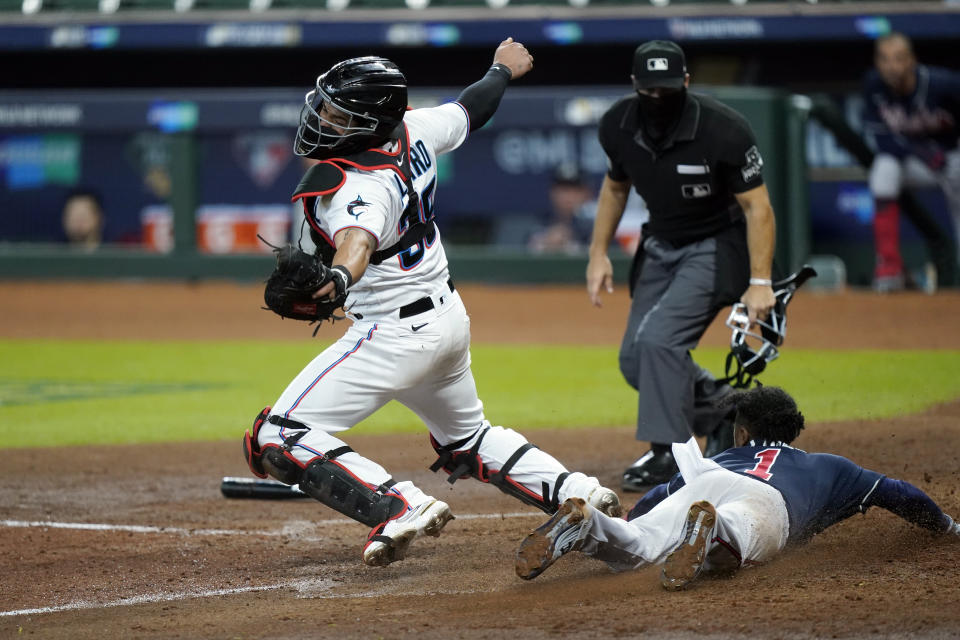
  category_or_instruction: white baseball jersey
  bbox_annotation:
[310,103,469,319]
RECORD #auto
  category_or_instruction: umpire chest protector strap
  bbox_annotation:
[291,123,433,266]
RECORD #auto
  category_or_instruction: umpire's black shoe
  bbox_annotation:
[622,449,678,492]
[703,411,736,458]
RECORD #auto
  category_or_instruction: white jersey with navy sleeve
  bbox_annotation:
[310,102,470,319]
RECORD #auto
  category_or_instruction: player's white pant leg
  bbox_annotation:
[712,477,788,567]
[398,293,586,512]
[870,153,943,198]
[271,323,389,435]
[671,438,789,567]
[260,319,437,492]
[871,152,959,194]
[574,472,724,571]
[869,153,905,200]
[574,502,678,572]
[395,292,488,436]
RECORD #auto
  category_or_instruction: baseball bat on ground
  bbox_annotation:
[220,476,309,500]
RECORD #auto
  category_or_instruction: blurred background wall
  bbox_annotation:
[1,0,958,285]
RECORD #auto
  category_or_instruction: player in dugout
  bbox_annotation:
[515,385,960,590]
[864,32,960,293]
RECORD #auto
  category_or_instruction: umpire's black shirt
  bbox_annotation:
[599,92,765,247]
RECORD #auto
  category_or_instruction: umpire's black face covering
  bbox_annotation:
[636,88,686,142]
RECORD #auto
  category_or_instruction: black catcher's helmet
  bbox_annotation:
[294,56,408,159]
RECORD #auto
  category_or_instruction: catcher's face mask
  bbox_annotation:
[294,86,381,158]
[293,57,406,160]
[725,302,784,376]
[721,265,817,385]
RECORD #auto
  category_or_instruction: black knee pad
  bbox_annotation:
[247,409,311,484]
[261,446,305,486]
[300,458,405,528]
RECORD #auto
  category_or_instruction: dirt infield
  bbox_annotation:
[2,282,960,639]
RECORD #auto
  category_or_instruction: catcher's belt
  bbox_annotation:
[399,278,455,318]
[349,278,455,322]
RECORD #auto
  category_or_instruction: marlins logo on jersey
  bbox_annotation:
[347,195,371,220]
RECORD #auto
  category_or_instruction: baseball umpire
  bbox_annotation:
[516,385,960,589]
[243,38,622,568]
[586,40,778,491]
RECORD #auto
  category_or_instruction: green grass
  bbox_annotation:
[2,340,960,448]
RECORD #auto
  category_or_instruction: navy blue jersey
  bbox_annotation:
[862,65,960,162]
[709,445,883,543]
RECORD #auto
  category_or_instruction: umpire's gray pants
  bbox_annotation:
[619,235,731,444]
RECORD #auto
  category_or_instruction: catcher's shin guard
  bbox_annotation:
[258,416,312,486]
[250,411,406,527]
[300,457,407,528]
[429,425,569,514]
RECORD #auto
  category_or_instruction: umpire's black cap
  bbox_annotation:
[632,40,687,89]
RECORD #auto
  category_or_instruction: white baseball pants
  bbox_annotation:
[257,287,602,511]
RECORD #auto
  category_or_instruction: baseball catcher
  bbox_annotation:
[516,385,960,588]
[243,39,623,570]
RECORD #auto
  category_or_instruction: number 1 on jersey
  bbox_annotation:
[745,448,781,481]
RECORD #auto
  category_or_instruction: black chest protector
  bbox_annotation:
[291,124,431,266]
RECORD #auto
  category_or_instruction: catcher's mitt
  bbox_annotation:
[262,243,346,327]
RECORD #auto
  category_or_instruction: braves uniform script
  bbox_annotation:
[863,64,960,163]
[243,47,621,569]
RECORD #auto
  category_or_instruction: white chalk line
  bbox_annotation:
[1,579,487,618]
[1,510,537,538]
[0,569,491,618]
[0,584,287,618]
[0,511,538,618]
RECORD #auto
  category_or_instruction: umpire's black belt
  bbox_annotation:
[398,278,455,319]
